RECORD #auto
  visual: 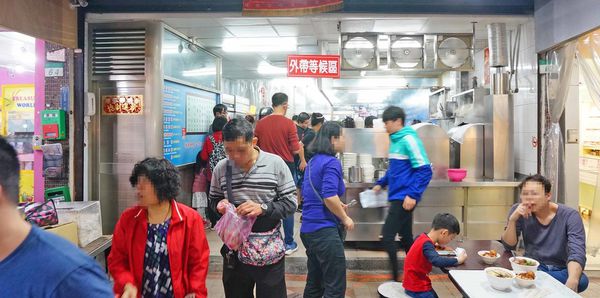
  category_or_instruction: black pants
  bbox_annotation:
[222,251,287,298]
[381,200,414,281]
[206,179,219,227]
[300,227,347,298]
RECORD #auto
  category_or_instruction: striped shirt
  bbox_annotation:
[209,148,297,232]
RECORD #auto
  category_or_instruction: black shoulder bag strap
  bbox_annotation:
[223,160,238,268]
[307,160,347,241]
[226,160,234,201]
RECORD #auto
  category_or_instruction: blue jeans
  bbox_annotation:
[405,289,438,298]
[284,161,298,246]
[539,263,589,293]
[301,227,347,298]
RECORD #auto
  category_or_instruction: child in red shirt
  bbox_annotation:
[403,213,467,298]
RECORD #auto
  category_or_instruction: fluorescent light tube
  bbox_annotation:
[222,37,297,53]
[257,61,287,75]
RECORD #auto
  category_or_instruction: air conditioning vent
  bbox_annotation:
[436,35,473,70]
[389,35,423,69]
[92,29,146,78]
[341,34,378,70]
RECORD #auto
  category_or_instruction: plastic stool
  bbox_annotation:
[377,281,410,298]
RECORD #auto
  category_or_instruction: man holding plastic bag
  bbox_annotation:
[209,118,297,298]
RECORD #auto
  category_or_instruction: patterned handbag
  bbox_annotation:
[24,199,59,227]
[224,160,286,267]
[237,223,285,267]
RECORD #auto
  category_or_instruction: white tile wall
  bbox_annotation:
[513,20,538,176]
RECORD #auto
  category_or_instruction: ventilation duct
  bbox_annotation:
[92,29,146,80]
[389,35,423,69]
[487,23,508,67]
[341,34,378,70]
[436,35,473,70]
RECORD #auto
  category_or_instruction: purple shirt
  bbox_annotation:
[300,154,345,233]
[502,203,586,269]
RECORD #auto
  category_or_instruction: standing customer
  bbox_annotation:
[301,122,354,298]
[210,118,297,298]
[254,92,306,255]
[196,116,228,228]
[208,103,228,133]
[109,158,210,298]
[0,136,113,297]
[373,106,433,282]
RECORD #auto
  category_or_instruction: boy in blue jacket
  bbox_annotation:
[373,106,433,281]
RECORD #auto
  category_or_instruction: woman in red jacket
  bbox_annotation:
[108,158,209,298]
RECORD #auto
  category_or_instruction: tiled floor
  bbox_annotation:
[205,213,600,297]
[206,272,600,297]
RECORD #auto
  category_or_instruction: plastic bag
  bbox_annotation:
[214,204,256,251]
[359,189,389,208]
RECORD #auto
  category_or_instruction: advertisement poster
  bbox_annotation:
[484,48,490,86]
[1,84,35,134]
[102,95,143,115]
[19,170,34,203]
[163,80,216,167]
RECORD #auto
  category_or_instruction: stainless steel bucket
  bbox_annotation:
[348,166,363,183]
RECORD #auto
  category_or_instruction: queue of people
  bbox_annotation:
[0,93,592,298]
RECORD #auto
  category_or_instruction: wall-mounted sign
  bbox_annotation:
[243,0,343,16]
[102,95,143,115]
[483,48,490,86]
[163,80,217,167]
[45,62,64,77]
[287,55,341,78]
[47,49,66,62]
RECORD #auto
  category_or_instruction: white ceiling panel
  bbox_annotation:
[373,19,426,33]
[340,20,375,32]
[219,18,270,26]
[297,36,318,46]
[311,20,340,36]
[273,25,314,37]
[268,17,312,25]
[180,27,234,39]
[226,25,278,37]
[163,17,220,28]
[195,38,223,48]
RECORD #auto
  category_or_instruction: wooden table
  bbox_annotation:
[448,270,580,298]
[444,239,512,271]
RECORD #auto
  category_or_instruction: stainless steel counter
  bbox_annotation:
[342,179,520,241]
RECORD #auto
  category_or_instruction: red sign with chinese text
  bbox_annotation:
[287,55,341,78]
[243,0,343,16]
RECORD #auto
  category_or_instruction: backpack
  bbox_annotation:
[208,135,227,172]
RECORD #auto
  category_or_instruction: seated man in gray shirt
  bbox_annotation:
[501,174,588,293]
[210,118,297,298]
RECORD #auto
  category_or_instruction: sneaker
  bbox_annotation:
[285,242,299,255]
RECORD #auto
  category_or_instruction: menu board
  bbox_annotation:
[163,80,216,167]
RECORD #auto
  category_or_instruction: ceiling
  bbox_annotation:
[88,13,532,80]
[0,28,36,73]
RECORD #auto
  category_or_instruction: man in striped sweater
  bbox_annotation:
[210,118,297,298]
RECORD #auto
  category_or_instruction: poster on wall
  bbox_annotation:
[1,84,35,134]
[484,48,490,86]
[102,95,143,115]
[163,80,216,167]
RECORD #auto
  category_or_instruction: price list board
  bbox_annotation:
[163,80,216,167]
